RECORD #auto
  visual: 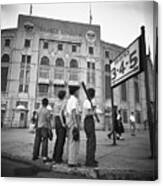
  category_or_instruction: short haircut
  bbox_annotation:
[33,111,37,115]
[69,86,80,95]
[42,98,49,107]
[87,88,95,99]
[58,90,66,100]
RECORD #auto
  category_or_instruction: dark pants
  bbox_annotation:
[84,115,96,165]
[53,116,66,163]
[33,127,49,158]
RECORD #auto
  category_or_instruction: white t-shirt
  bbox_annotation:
[83,99,91,110]
[66,95,79,115]
[130,115,135,122]
[83,98,96,116]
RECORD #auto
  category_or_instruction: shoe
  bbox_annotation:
[32,156,38,161]
[107,134,111,139]
[55,160,63,164]
[68,164,77,168]
[85,162,98,167]
[42,157,52,163]
[94,160,98,164]
[119,136,124,140]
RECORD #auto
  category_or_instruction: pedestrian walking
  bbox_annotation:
[29,111,38,133]
[130,112,136,136]
[83,88,98,167]
[52,90,67,164]
[107,107,120,140]
[32,98,52,163]
[66,86,80,167]
[117,110,125,140]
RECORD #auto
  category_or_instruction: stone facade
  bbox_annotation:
[1,14,153,130]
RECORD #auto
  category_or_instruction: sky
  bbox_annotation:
[1,1,157,61]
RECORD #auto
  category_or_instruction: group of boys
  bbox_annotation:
[32,85,98,167]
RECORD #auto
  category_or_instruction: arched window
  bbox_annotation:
[40,56,49,66]
[55,58,64,67]
[70,59,78,68]
[1,54,10,63]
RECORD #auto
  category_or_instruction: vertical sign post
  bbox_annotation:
[141,26,154,158]
[109,61,116,145]
[110,87,116,145]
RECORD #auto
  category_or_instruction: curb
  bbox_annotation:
[2,152,156,180]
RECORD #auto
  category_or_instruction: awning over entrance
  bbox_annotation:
[16,105,28,111]
[53,79,65,85]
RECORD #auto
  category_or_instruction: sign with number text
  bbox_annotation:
[111,37,142,88]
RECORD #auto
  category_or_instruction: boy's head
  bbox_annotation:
[42,98,49,107]
[58,90,66,100]
[87,88,95,99]
[69,86,80,97]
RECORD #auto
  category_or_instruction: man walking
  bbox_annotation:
[129,112,136,136]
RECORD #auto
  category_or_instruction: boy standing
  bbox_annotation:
[32,98,52,162]
[66,86,80,167]
[83,88,98,167]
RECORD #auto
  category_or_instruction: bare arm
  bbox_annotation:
[72,109,78,127]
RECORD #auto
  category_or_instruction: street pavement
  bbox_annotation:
[1,128,157,180]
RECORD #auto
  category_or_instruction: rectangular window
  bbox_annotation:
[87,71,90,84]
[1,67,8,92]
[134,81,140,103]
[123,109,128,123]
[105,75,111,99]
[27,56,31,64]
[24,39,31,47]
[105,51,109,58]
[92,63,95,70]
[39,84,48,93]
[89,47,94,55]
[5,39,10,47]
[24,85,28,93]
[87,62,91,69]
[58,43,63,51]
[87,71,95,84]
[136,110,141,124]
[19,84,23,92]
[72,45,76,52]
[121,82,127,101]
[21,55,26,64]
[43,42,48,49]
[25,70,30,83]
[19,69,24,84]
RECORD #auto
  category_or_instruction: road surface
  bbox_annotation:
[1,157,86,179]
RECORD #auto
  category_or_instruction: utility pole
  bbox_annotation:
[30,4,32,16]
[142,26,154,158]
[89,3,93,24]
[109,60,116,145]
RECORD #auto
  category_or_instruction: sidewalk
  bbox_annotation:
[1,128,157,180]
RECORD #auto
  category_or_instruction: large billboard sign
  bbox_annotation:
[111,36,143,88]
